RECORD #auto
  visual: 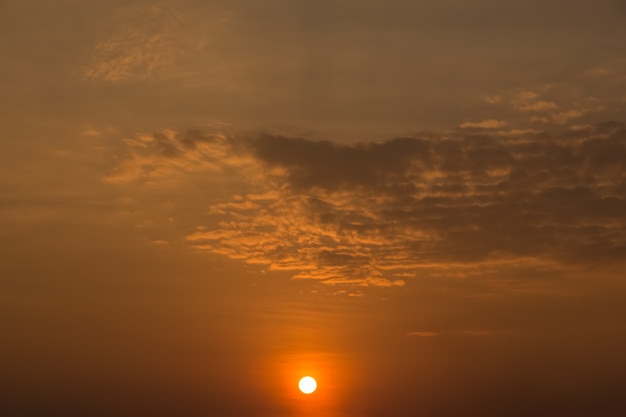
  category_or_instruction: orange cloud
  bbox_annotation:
[459,119,507,129]
[108,122,626,288]
[406,330,495,337]
[406,331,439,337]
[532,109,585,125]
[511,91,558,112]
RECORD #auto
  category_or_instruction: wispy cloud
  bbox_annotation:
[406,331,439,337]
[531,109,585,125]
[459,119,507,129]
[406,329,495,337]
[511,91,558,112]
[107,122,626,287]
[504,90,604,126]
[103,130,253,183]
[83,5,179,81]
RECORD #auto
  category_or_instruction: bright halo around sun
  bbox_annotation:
[298,376,317,394]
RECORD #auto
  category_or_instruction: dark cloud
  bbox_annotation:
[247,134,428,192]
[110,122,626,286]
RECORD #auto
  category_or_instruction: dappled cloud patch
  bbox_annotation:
[107,122,626,287]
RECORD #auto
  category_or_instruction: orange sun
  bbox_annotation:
[298,376,317,394]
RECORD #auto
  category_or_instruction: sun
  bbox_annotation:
[298,376,317,394]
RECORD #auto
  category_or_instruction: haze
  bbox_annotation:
[2,1,626,416]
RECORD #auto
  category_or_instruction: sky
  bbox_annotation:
[2,0,626,416]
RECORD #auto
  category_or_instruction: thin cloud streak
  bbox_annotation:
[459,119,507,129]
[406,330,495,337]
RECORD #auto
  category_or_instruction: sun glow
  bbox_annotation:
[298,376,317,394]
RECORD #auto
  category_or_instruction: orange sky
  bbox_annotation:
[2,1,626,416]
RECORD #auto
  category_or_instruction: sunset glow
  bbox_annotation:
[2,1,626,416]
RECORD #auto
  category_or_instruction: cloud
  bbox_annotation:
[406,330,495,337]
[84,30,171,81]
[102,130,255,184]
[483,95,503,104]
[83,5,179,81]
[459,119,507,129]
[532,109,585,125]
[108,122,626,287]
[511,91,558,112]
[406,331,439,337]
[505,90,604,126]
